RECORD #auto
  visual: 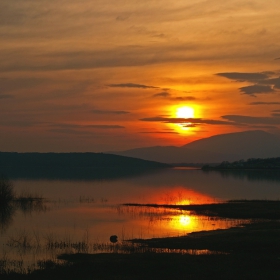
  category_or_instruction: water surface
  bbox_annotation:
[1,168,279,269]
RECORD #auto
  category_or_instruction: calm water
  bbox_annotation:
[1,168,280,269]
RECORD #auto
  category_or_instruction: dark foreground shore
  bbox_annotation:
[1,201,280,280]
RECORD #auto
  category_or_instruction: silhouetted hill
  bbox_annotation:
[110,130,280,164]
[183,130,280,156]
[0,152,169,180]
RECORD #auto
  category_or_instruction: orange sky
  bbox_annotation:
[1,0,280,152]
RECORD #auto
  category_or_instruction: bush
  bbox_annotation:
[0,177,15,203]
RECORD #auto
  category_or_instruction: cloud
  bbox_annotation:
[274,57,280,60]
[107,83,159,89]
[263,77,280,89]
[139,114,280,130]
[222,115,280,125]
[249,102,280,105]
[216,71,280,95]
[216,72,270,82]
[172,96,197,101]
[140,131,179,134]
[239,85,274,95]
[272,109,280,112]
[140,117,170,122]
[140,116,240,126]
[52,123,125,130]
[79,124,125,129]
[0,41,214,72]
[153,92,171,98]
[152,91,196,100]
[184,124,197,127]
[151,33,166,38]
[0,94,14,99]
[0,77,47,93]
[87,125,125,129]
[48,129,93,135]
[0,120,43,127]
[91,109,130,115]
[116,15,130,21]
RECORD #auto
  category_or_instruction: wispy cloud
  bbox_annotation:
[184,123,197,127]
[239,85,274,95]
[107,83,159,89]
[152,91,196,101]
[140,114,280,128]
[172,96,197,101]
[140,116,240,126]
[91,109,130,115]
[222,115,280,125]
[216,72,270,81]
[0,120,44,127]
[116,14,130,21]
[48,129,93,135]
[263,77,280,89]
[140,131,179,134]
[0,94,14,99]
[152,92,171,98]
[249,102,280,105]
[86,125,125,129]
[51,123,125,129]
[216,71,279,95]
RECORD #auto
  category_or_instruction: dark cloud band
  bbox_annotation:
[107,83,159,89]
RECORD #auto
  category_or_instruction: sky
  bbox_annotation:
[1,0,280,152]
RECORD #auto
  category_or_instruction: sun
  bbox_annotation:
[176,106,194,119]
[171,106,195,132]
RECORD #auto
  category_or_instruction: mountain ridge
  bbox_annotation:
[110,130,280,164]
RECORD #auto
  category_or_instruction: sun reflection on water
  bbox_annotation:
[179,215,191,227]
[169,214,196,232]
[155,187,218,205]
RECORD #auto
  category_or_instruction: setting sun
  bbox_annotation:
[171,106,196,133]
[176,106,195,119]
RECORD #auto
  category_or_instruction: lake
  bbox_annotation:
[1,167,280,270]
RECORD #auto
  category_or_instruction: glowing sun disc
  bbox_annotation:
[176,106,194,119]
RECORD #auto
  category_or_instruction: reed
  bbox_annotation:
[0,178,15,204]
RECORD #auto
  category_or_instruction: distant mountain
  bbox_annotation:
[110,130,280,164]
[0,152,169,180]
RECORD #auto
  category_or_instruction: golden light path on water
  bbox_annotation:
[119,206,240,237]
[117,187,238,236]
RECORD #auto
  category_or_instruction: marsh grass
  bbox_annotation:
[1,227,220,276]
[0,178,15,204]
[0,177,45,203]
[2,194,280,279]
[7,230,33,250]
[123,200,280,219]
[0,178,47,234]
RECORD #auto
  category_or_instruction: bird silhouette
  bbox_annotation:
[110,235,118,243]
